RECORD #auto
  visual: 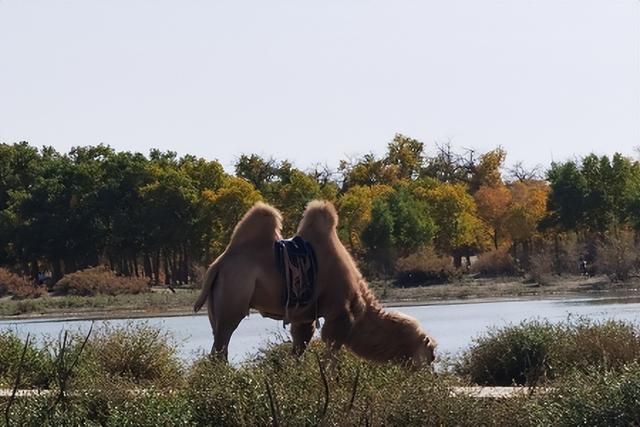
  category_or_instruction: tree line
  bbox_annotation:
[1,136,639,284]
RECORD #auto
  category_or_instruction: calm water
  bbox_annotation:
[2,296,640,364]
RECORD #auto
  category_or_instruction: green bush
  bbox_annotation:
[0,330,53,388]
[74,322,184,390]
[54,267,149,297]
[457,319,640,386]
[529,364,640,426]
[457,320,560,386]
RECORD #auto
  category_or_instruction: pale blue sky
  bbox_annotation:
[1,1,638,172]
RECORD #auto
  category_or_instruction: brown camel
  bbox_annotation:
[194,200,436,366]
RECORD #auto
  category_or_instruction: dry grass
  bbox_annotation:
[595,228,640,281]
[471,249,519,277]
[395,247,460,285]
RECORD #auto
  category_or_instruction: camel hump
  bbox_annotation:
[228,202,283,247]
[297,200,338,234]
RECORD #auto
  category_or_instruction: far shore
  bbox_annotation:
[1,275,639,322]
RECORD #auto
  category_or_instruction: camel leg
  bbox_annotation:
[291,322,315,356]
[210,272,254,361]
[320,311,354,366]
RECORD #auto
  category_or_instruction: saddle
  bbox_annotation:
[274,236,318,322]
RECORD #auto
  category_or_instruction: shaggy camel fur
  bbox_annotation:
[194,200,437,366]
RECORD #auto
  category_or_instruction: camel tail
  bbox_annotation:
[193,259,221,313]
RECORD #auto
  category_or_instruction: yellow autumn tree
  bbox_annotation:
[421,182,487,266]
[505,180,549,258]
[203,176,262,256]
[474,184,513,250]
[337,184,393,251]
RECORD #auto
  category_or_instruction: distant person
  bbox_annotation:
[579,258,588,277]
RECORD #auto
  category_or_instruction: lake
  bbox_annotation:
[2,296,640,365]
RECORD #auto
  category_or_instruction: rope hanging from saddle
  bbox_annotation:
[274,236,318,326]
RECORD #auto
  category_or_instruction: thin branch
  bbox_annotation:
[264,379,280,427]
[346,367,360,413]
[4,333,31,427]
[315,353,330,422]
[47,322,93,414]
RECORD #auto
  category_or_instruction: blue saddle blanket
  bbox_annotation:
[274,236,318,308]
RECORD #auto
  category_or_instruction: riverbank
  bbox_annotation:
[1,275,639,320]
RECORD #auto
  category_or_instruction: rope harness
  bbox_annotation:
[274,236,318,326]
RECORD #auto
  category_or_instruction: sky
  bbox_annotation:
[1,1,639,173]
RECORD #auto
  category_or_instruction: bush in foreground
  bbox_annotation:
[457,319,640,386]
[0,330,52,388]
[3,320,640,425]
[74,322,184,390]
[529,364,640,426]
[54,267,149,297]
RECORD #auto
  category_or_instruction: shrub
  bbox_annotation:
[471,249,519,277]
[555,319,640,373]
[0,268,46,299]
[456,320,560,386]
[75,322,184,389]
[187,340,507,426]
[395,247,459,286]
[530,364,640,426]
[54,266,149,296]
[527,249,554,284]
[0,330,53,388]
[457,319,640,386]
[594,228,640,281]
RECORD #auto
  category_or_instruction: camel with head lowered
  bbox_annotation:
[194,200,437,366]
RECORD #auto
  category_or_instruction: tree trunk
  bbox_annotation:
[51,257,63,283]
[153,251,161,285]
[143,252,153,279]
[163,250,170,285]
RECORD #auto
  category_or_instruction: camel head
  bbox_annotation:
[411,333,437,367]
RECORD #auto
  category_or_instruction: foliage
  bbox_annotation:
[471,249,519,277]
[529,364,640,426]
[395,247,459,285]
[474,184,512,249]
[594,228,640,281]
[362,186,436,258]
[0,330,53,388]
[420,182,486,258]
[2,140,640,284]
[75,323,184,389]
[457,319,640,387]
[337,184,392,252]
[0,268,46,299]
[2,321,640,425]
[54,267,149,297]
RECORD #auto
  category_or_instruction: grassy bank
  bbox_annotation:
[2,275,639,319]
[1,319,640,426]
[0,288,198,318]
